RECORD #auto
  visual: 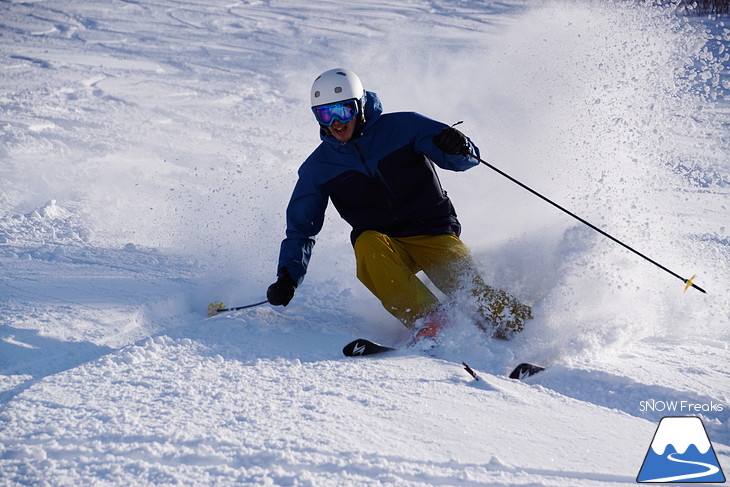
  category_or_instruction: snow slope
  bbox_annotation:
[1,0,729,485]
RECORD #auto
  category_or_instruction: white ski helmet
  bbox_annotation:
[310,68,364,107]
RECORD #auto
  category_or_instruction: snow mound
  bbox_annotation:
[0,200,90,254]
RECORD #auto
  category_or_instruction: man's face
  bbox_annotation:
[329,118,357,142]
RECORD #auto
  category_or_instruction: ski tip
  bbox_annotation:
[509,362,545,380]
[461,361,481,381]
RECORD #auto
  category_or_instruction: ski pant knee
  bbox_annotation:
[353,231,477,327]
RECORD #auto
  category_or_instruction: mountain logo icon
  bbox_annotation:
[637,416,726,483]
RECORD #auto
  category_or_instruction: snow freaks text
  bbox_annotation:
[639,400,725,413]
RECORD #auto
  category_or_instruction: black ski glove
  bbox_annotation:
[266,270,297,306]
[433,127,470,156]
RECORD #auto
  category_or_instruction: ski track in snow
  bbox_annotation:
[1,0,729,485]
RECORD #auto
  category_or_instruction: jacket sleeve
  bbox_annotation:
[411,114,480,171]
[276,163,329,286]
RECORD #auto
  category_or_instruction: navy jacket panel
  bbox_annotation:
[277,91,480,285]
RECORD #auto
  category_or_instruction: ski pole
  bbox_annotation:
[473,154,707,294]
[207,299,269,316]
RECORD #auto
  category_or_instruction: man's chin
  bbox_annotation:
[332,130,351,142]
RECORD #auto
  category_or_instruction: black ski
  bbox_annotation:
[342,338,396,357]
[508,362,545,380]
[461,361,544,381]
[343,339,545,381]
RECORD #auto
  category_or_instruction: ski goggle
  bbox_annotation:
[312,99,359,126]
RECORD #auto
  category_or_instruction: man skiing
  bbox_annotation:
[267,68,531,340]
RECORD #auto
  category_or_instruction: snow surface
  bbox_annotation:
[1,0,729,485]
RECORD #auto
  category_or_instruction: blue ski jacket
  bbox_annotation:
[276,91,480,285]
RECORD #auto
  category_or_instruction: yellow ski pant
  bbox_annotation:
[353,230,532,332]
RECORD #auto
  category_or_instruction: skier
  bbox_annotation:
[267,68,532,340]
